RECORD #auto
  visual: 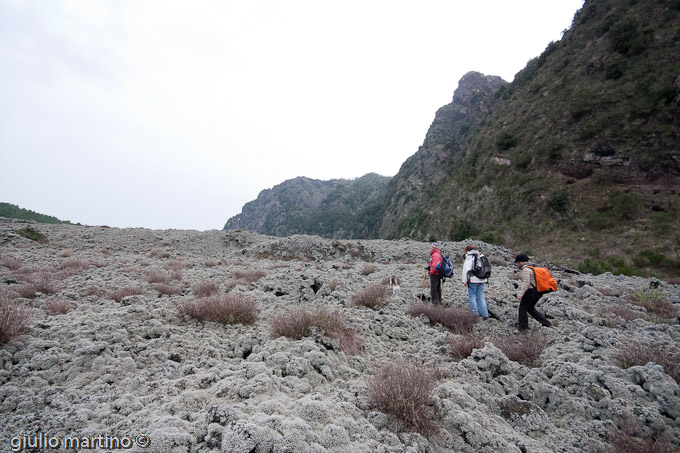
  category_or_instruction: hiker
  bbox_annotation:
[462,245,489,319]
[425,242,443,305]
[514,254,552,333]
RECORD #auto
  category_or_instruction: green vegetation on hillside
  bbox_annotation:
[382,0,680,280]
[0,203,72,225]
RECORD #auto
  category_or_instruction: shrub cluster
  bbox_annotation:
[192,280,220,298]
[613,343,680,384]
[408,303,478,334]
[629,289,677,321]
[0,293,32,346]
[360,264,377,276]
[43,300,72,315]
[352,284,389,309]
[366,360,442,435]
[110,286,144,303]
[609,416,676,453]
[270,306,361,354]
[232,269,266,284]
[143,270,172,284]
[17,226,46,242]
[493,332,547,365]
[178,294,258,325]
[449,334,484,361]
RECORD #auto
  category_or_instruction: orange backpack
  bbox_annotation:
[527,266,558,293]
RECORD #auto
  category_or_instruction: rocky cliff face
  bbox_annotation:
[379,71,505,238]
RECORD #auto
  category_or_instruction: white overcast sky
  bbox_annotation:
[0,0,584,230]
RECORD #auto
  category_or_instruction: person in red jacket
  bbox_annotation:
[426,242,443,305]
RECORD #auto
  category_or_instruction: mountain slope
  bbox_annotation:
[224,173,390,239]
[380,0,680,276]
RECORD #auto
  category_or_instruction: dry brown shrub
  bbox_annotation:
[361,264,377,276]
[449,334,484,361]
[352,284,389,309]
[270,306,362,354]
[28,272,58,295]
[43,299,72,315]
[493,332,547,365]
[596,305,644,325]
[609,416,676,453]
[14,284,37,299]
[110,286,144,303]
[163,260,188,272]
[232,269,266,283]
[178,294,258,325]
[59,259,90,275]
[613,343,680,384]
[327,279,342,291]
[366,360,442,435]
[0,294,32,345]
[408,303,478,335]
[192,280,220,298]
[0,256,23,271]
[148,249,171,259]
[144,269,172,284]
[153,283,182,296]
[596,287,622,297]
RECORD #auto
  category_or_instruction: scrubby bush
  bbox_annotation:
[43,299,72,315]
[352,284,389,309]
[192,280,220,298]
[270,306,361,354]
[18,226,46,242]
[494,332,547,365]
[408,303,478,335]
[29,272,58,295]
[0,256,23,271]
[153,283,182,296]
[608,416,676,453]
[14,284,37,299]
[178,294,258,326]
[449,335,484,361]
[144,270,172,284]
[629,289,677,320]
[366,360,442,435]
[232,269,266,284]
[360,264,377,276]
[0,294,32,345]
[110,286,144,303]
[59,259,90,272]
[613,342,680,384]
[577,258,610,275]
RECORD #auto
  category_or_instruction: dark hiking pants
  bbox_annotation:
[430,275,442,305]
[518,288,551,330]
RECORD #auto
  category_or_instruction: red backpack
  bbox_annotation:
[527,266,557,293]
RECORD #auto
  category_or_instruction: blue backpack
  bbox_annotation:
[439,255,454,278]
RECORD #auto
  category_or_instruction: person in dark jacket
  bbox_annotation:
[426,243,443,305]
[514,254,552,333]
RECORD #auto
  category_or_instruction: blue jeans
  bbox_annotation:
[467,283,489,317]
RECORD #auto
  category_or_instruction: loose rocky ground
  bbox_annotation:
[0,218,679,452]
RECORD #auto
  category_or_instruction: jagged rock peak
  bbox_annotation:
[452,71,506,104]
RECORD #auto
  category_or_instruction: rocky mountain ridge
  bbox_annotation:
[224,0,680,279]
